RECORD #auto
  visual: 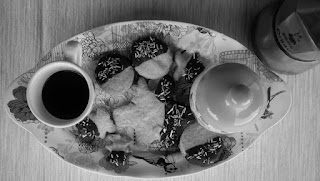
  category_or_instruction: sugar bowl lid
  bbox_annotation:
[190,63,266,133]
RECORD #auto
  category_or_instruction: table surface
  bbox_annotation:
[1,0,319,181]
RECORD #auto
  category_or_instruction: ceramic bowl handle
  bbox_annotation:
[62,40,82,67]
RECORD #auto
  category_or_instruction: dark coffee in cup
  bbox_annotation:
[42,70,89,119]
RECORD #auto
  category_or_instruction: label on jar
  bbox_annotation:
[275,12,319,61]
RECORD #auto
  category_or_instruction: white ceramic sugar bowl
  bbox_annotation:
[190,63,267,133]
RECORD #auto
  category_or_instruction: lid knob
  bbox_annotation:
[226,84,253,109]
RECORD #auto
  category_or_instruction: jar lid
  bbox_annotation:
[191,63,266,133]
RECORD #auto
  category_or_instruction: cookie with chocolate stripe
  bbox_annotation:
[131,36,173,79]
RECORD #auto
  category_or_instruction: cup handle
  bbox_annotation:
[62,40,83,67]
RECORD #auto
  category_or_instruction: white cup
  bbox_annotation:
[26,41,95,128]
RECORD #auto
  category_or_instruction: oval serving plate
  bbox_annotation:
[4,20,291,178]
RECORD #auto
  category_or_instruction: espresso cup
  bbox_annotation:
[27,41,95,128]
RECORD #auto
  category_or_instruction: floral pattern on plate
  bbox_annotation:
[7,86,38,123]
